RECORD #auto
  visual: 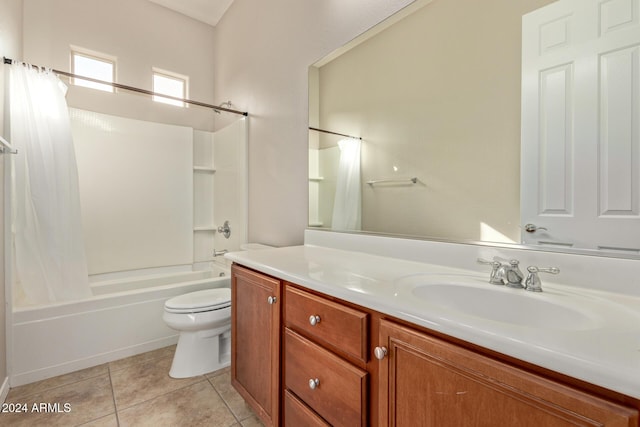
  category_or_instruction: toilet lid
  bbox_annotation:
[165,288,231,312]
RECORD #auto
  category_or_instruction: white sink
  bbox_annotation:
[394,274,603,331]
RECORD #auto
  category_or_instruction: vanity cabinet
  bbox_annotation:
[377,319,638,427]
[231,264,281,427]
[231,264,639,427]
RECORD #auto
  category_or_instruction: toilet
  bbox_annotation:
[163,288,232,378]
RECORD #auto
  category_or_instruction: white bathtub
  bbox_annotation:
[10,266,230,387]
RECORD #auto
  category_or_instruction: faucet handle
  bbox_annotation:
[477,258,505,285]
[524,266,560,292]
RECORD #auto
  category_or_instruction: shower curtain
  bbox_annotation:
[9,63,91,304]
[332,138,362,230]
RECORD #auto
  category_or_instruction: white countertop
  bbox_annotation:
[226,244,640,399]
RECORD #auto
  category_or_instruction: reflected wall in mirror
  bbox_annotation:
[309,0,640,258]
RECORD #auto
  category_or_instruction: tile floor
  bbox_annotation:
[0,345,263,426]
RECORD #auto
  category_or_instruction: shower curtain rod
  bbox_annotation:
[309,126,362,140]
[3,56,248,117]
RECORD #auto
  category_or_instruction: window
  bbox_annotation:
[153,69,188,107]
[71,49,115,92]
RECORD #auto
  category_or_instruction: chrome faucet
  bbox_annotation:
[480,258,560,292]
[213,249,228,257]
[478,258,525,288]
[502,259,525,289]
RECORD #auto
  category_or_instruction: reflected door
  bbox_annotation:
[521,0,640,253]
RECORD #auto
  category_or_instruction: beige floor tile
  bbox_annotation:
[209,372,254,421]
[108,345,176,372]
[110,355,202,410]
[7,363,109,400]
[118,380,237,427]
[0,374,115,427]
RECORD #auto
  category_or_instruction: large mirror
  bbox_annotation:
[308,0,640,258]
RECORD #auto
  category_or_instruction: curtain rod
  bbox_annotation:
[3,56,248,117]
[309,126,362,140]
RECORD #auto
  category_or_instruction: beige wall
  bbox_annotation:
[213,0,415,246]
[0,0,24,390]
[22,0,217,131]
[315,0,556,243]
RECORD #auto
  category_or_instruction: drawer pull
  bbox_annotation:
[267,296,277,305]
[309,315,321,326]
[308,378,320,390]
[374,346,388,360]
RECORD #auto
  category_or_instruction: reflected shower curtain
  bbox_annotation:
[332,138,361,230]
[9,63,91,304]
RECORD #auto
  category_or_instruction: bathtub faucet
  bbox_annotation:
[213,249,228,257]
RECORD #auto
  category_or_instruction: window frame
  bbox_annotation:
[70,47,117,93]
[152,68,189,108]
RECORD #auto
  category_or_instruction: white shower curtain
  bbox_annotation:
[9,63,91,304]
[332,138,362,231]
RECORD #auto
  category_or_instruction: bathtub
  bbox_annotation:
[10,266,230,387]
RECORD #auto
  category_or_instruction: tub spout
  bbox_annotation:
[213,249,228,257]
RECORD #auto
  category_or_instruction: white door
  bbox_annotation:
[521,0,640,254]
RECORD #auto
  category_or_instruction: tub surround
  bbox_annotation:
[226,230,640,400]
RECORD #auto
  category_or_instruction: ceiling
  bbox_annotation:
[148,0,234,27]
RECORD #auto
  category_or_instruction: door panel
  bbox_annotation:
[522,0,640,253]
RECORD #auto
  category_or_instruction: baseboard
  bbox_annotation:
[10,335,178,387]
[0,376,9,403]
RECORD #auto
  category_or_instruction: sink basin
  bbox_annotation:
[394,274,601,331]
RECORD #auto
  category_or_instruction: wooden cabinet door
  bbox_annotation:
[378,319,638,427]
[231,264,281,427]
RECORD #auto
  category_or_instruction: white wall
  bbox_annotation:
[213,0,415,247]
[0,0,24,395]
[22,0,217,131]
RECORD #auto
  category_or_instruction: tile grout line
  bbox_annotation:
[206,373,261,426]
[107,365,121,427]
[206,376,243,426]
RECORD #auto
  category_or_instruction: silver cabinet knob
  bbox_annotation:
[267,296,277,305]
[374,346,388,360]
[308,378,320,390]
[309,315,321,326]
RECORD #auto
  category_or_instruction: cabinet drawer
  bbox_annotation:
[285,328,367,426]
[284,285,368,362]
[284,390,330,427]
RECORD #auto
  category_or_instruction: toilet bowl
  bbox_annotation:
[163,288,231,378]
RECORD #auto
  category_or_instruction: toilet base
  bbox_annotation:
[169,325,231,378]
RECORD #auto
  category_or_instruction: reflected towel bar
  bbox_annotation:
[367,177,417,185]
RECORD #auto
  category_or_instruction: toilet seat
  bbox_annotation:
[164,288,231,314]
